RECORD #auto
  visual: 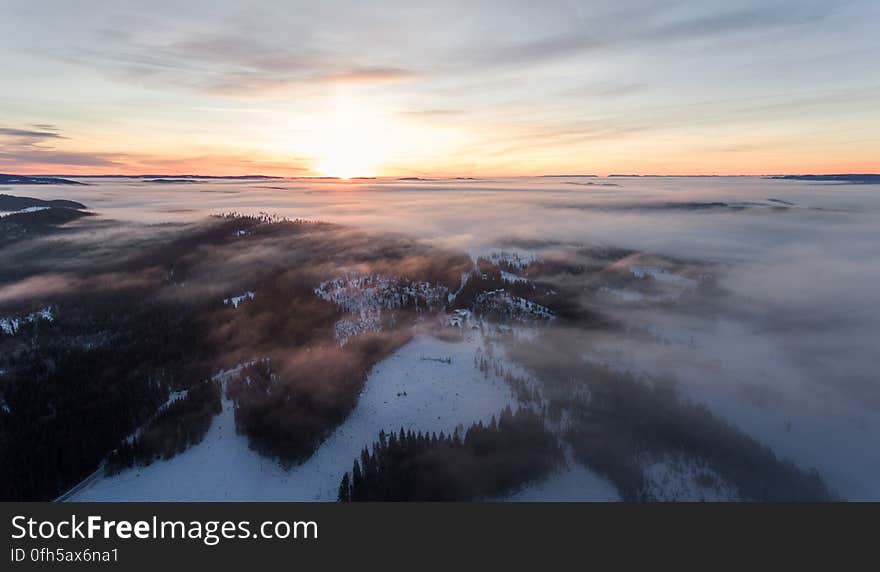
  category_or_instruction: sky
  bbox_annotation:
[1,0,878,177]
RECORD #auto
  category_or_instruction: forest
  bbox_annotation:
[338,408,563,501]
[224,329,410,467]
[106,380,222,474]
[566,376,832,501]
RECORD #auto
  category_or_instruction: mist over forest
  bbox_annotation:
[0,175,877,501]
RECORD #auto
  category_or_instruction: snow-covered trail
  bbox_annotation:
[70,332,518,501]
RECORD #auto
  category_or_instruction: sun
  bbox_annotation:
[315,143,377,179]
[299,91,462,179]
[308,95,394,179]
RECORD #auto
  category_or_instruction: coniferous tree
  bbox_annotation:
[338,409,564,501]
[351,460,364,501]
[338,472,351,502]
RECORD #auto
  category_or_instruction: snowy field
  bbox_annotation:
[70,331,522,501]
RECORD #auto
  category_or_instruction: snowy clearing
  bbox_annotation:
[69,331,517,501]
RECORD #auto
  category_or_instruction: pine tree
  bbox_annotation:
[338,472,351,502]
[351,460,364,501]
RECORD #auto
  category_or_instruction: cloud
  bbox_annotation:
[457,0,836,70]
[0,125,125,170]
[397,109,464,117]
[191,66,415,97]
[63,26,418,97]
[0,123,312,175]
[0,150,123,168]
[0,127,66,140]
[326,66,415,84]
[475,34,605,68]
[642,1,835,42]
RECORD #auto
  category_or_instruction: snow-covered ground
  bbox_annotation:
[0,205,51,218]
[0,306,53,335]
[315,273,448,313]
[223,291,254,308]
[506,454,620,502]
[489,251,536,271]
[333,309,383,345]
[500,270,529,284]
[641,453,739,501]
[475,290,554,321]
[69,331,518,501]
[315,273,450,344]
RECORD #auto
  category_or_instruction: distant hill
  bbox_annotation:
[0,194,91,242]
[541,174,597,178]
[0,194,86,211]
[1,206,92,227]
[73,174,283,180]
[607,174,721,178]
[0,174,85,185]
[141,179,203,184]
[768,174,880,184]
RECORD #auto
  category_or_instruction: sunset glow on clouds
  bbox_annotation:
[1,0,878,177]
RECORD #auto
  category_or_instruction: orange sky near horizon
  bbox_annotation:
[2,1,879,178]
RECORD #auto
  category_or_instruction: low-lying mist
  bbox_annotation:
[2,175,878,499]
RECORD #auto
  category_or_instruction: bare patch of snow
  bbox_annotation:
[505,458,620,502]
[0,318,18,336]
[333,309,383,345]
[641,453,739,501]
[223,291,254,308]
[0,206,51,218]
[0,306,54,335]
[167,390,189,403]
[447,271,471,303]
[443,308,473,328]
[500,270,528,284]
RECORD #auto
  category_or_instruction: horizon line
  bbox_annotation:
[5,171,880,180]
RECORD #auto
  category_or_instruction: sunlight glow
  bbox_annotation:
[310,96,395,178]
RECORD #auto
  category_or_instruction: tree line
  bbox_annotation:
[106,379,221,474]
[338,407,563,501]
